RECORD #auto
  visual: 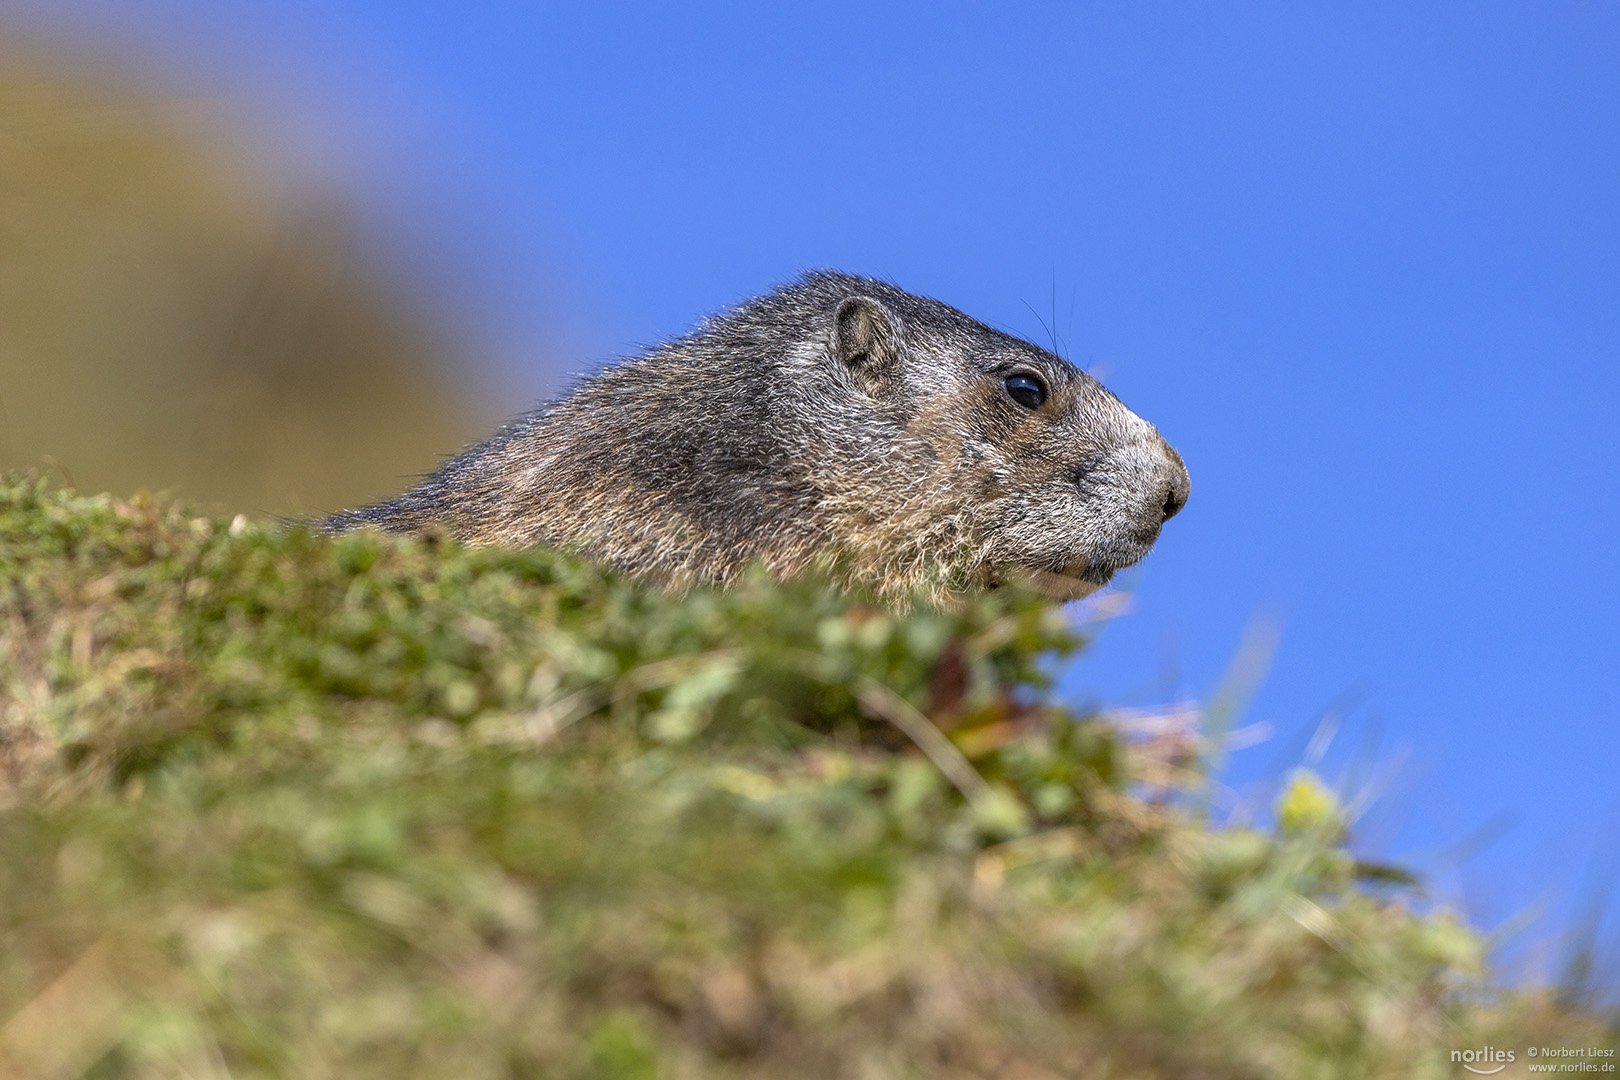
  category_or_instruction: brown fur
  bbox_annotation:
[325,272,1189,605]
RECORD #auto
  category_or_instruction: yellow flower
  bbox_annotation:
[1276,769,1340,834]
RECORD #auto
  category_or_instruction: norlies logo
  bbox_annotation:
[1453,1046,1516,1074]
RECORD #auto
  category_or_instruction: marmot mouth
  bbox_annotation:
[1072,561,1119,587]
[994,560,1114,601]
[1056,553,1124,586]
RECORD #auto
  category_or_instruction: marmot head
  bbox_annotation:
[818,276,1189,601]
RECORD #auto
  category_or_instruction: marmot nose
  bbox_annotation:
[1159,442,1190,523]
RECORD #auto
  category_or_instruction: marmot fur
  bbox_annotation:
[325,272,1189,604]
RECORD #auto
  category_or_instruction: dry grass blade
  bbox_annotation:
[855,675,992,805]
[0,937,126,1080]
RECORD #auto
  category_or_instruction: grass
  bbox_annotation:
[0,472,1610,1079]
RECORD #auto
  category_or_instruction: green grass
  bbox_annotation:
[0,473,1608,1079]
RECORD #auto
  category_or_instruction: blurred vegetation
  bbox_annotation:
[0,474,1610,1078]
[0,48,492,517]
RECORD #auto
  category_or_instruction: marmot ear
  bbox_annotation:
[832,296,900,397]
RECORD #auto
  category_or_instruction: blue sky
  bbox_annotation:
[11,1,1618,983]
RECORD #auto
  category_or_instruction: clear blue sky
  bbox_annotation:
[12,0,1618,985]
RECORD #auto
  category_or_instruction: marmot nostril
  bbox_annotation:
[1161,474,1189,522]
[1155,441,1190,523]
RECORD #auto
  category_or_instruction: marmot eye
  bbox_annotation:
[1004,374,1046,409]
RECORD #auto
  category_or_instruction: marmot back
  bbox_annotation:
[325,272,1190,604]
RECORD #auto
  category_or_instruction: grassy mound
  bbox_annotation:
[0,474,1607,1078]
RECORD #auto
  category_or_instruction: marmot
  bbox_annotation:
[325,272,1189,604]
